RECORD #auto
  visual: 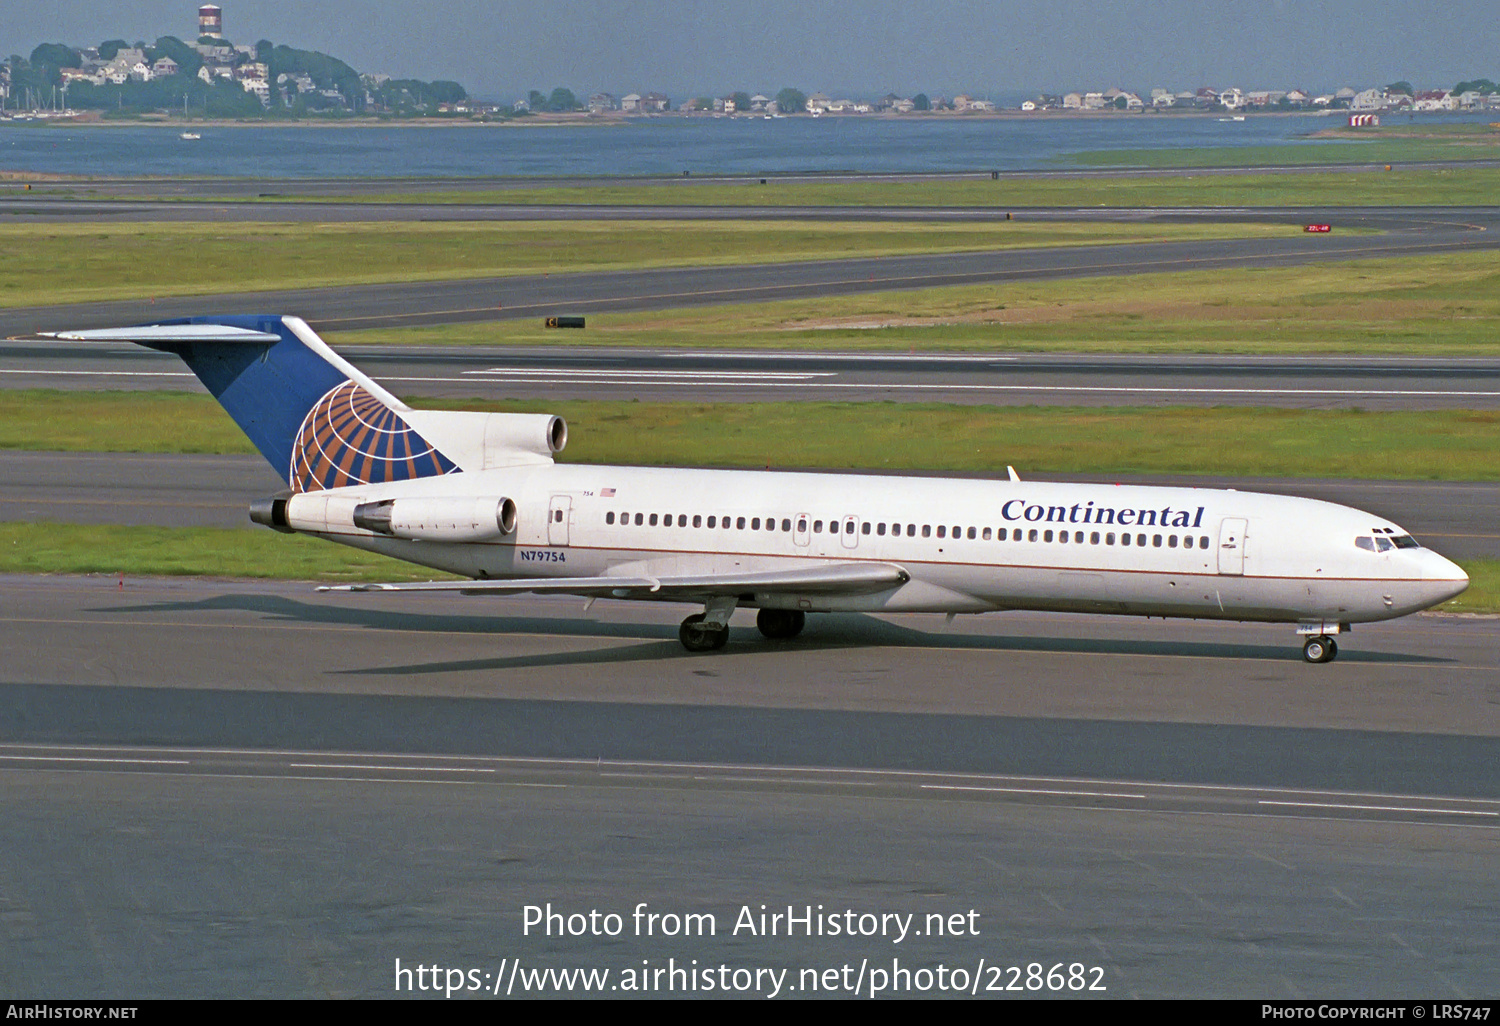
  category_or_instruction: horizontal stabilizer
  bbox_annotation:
[320,561,910,600]
[43,325,282,344]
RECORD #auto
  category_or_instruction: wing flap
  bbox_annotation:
[319,561,910,599]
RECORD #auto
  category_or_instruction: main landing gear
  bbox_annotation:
[755,609,806,640]
[1302,636,1338,664]
[677,603,808,652]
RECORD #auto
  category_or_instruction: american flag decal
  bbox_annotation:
[601,488,616,497]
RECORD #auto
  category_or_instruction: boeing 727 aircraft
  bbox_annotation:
[48,315,1468,662]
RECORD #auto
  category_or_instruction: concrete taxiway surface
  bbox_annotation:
[1,576,1497,997]
[7,341,1500,410]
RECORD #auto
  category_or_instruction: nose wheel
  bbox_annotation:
[1302,636,1338,664]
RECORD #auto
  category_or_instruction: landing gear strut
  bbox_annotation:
[1302,636,1338,664]
[756,609,806,640]
[679,596,738,652]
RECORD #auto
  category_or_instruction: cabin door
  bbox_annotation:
[1218,517,1247,575]
[548,495,572,546]
[841,516,860,549]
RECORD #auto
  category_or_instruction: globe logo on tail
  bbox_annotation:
[290,381,457,492]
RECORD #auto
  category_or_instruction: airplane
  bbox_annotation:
[45,315,1469,663]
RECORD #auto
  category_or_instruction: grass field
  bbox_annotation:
[0,219,1295,308]
[4,390,1498,481]
[1073,123,1500,167]
[334,250,1500,356]
[274,166,1500,209]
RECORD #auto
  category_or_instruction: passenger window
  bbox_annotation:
[813,521,823,533]
[997,528,1008,541]
[693,515,702,528]
[937,526,947,539]
[845,521,855,534]
[606,512,615,525]
[707,516,716,528]
[1058,530,1068,544]
[678,515,687,527]
[766,518,776,532]
[922,525,931,538]
[1027,529,1037,542]
[635,513,644,526]
[1138,534,1147,547]
[967,527,976,540]
[1121,533,1130,546]
[952,526,961,538]
[983,527,992,540]
[1153,534,1162,547]
[907,525,916,537]
[1168,535,1178,548]
[1090,532,1100,544]
[737,517,747,530]
[1043,529,1053,542]
[1199,536,1209,548]
[1183,536,1193,549]
[796,518,806,532]
[877,523,886,536]
[649,514,658,526]
[862,522,871,535]
[1106,533,1115,545]
[782,519,792,532]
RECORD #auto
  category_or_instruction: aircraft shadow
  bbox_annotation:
[98,594,1449,673]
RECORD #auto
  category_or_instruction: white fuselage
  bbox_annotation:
[288,463,1469,627]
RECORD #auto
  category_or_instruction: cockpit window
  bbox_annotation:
[1358,534,1416,552]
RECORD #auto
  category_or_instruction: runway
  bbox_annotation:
[2,575,1497,997]
[7,340,1500,410]
[2,205,1498,337]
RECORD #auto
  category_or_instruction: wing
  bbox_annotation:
[319,561,909,600]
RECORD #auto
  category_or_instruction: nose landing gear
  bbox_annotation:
[1302,636,1338,663]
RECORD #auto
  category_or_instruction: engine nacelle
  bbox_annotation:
[351,496,518,542]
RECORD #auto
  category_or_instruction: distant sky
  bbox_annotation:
[8,1,1498,101]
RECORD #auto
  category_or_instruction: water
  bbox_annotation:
[0,111,1492,179]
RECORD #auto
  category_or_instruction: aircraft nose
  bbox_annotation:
[1420,550,1469,604]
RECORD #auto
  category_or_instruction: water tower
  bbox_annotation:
[198,5,223,39]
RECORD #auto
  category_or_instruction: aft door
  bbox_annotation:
[1218,517,1247,575]
[548,495,571,546]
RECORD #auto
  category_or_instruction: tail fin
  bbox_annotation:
[48,315,458,492]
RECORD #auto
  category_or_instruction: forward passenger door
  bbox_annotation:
[1218,517,1247,575]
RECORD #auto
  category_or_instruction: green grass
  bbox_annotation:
[259,167,1500,208]
[333,250,1500,356]
[5,390,1499,481]
[0,522,451,581]
[0,219,1296,308]
[1074,123,1500,167]
[1,522,1491,614]
[1442,559,1500,614]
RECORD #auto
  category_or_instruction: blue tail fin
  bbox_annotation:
[51,315,458,492]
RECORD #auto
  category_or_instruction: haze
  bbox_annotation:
[9,1,1496,101]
